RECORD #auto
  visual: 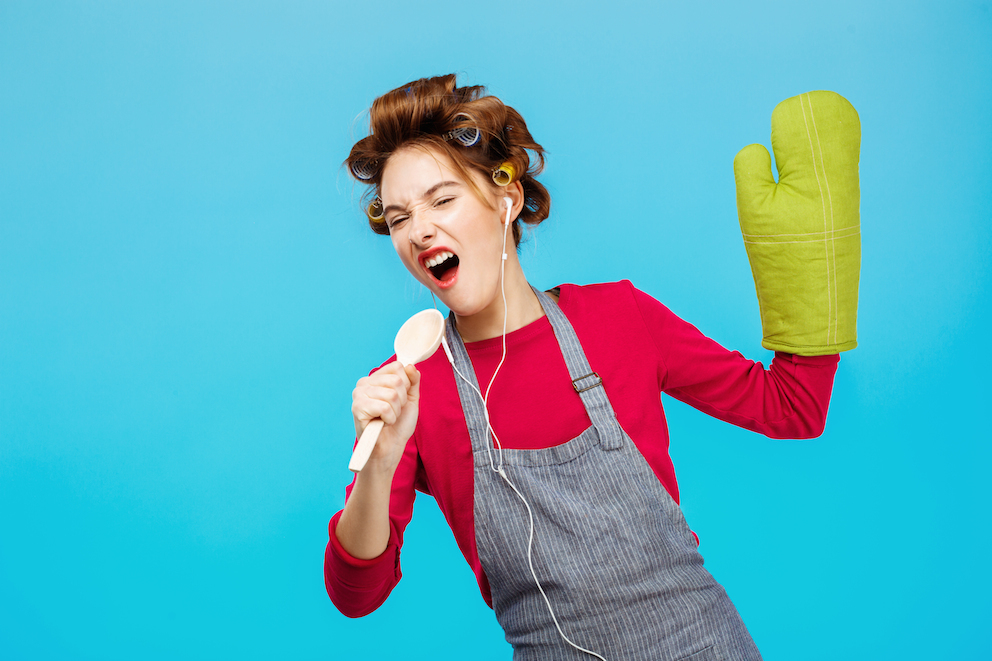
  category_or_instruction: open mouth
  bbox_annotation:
[422,249,460,286]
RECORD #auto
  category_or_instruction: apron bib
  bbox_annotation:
[444,288,763,661]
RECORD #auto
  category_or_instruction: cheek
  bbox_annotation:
[390,236,411,267]
[390,242,427,282]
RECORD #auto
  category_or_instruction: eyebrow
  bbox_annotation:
[383,181,461,216]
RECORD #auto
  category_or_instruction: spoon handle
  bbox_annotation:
[348,419,385,472]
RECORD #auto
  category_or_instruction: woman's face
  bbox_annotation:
[380,146,512,318]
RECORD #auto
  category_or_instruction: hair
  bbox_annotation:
[345,74,551,245]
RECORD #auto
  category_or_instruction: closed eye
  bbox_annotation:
[434,197,454,207]
[387,215,408,229]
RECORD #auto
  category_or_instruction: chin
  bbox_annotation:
[448,288,503,321]
[437,294,477,318]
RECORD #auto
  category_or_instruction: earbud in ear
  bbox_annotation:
[503,197,512,210]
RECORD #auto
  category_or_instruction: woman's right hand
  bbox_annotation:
[350,361,421,475]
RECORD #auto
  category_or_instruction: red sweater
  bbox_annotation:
[325,281,839,618]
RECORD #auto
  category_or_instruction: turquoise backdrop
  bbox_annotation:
[2,1,989,659]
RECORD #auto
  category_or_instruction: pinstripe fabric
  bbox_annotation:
[445,288,762,661]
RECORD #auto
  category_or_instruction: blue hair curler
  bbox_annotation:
[444,113,481,147]
[351,158,378,181]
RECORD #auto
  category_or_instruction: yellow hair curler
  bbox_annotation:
[492,162,515,186]
[367,196,385,223]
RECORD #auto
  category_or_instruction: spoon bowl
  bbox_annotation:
[394,309,445,365]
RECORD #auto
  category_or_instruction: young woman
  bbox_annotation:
[325,74,840,661]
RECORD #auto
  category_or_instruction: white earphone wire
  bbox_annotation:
[497,465,608,661]
[441,196,607,661]
[481,197,514,472]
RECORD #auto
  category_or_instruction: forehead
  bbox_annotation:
[380,145,463,203]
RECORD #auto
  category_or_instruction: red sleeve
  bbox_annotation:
[630,285,839,439]
[323,361,421,618]
[324,509,401,618]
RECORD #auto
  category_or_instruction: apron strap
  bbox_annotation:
[532,288,624,451]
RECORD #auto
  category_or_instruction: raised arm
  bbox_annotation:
[632,286,839,439]
[642,91,860,437]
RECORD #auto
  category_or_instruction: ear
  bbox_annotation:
[501,180,525,224]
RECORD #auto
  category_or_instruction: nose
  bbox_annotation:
[408,209,436,248]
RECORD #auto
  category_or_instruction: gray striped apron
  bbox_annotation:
[444,288,763,661]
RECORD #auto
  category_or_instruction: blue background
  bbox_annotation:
[2,1,989,659]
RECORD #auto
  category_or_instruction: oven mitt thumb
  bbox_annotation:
[733,91,861,355]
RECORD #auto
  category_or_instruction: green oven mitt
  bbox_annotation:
[734,91,861,356]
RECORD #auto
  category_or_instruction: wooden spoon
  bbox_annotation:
[348,309,445,472]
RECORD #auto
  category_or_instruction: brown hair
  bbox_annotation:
[345,74,551,245]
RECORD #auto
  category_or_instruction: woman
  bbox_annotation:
[325,74,840,660]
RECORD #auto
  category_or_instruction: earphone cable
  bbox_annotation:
[443,197,608,661]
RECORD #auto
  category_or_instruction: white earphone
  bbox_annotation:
[502,196,512,259]
[438,192,608,660]
[440,196,513,365]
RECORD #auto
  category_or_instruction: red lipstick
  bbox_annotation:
[419,246,460,289]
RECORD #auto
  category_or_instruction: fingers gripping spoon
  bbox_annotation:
[348,309,446,473]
